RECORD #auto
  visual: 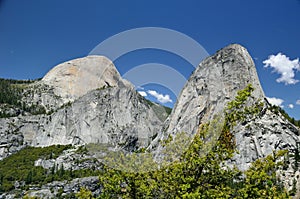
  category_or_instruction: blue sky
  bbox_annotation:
[0,0,299,119]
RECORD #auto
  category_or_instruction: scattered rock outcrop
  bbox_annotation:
[0,176,101,199]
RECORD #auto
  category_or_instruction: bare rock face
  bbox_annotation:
[150,44,265,149]
[0,55,163,159]
[42,55,121,103]
[164,44,265,137]
[21,81,161,149]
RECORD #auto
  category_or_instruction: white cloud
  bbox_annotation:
[138,91,147,97]
[263,53,300,85]
[296,100,300,105]
[288,104,294,109]
[136,86,144,90]
[266,97,284,108]
[147,90,172,104]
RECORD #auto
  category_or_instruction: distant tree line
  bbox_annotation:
[0,78,24,106]
[269,105,300,128]
[0,78,46,118]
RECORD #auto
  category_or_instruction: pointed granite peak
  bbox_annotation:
[164,43,265,137]
[209,43,264,98]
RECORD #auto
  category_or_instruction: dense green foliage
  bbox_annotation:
[95,84,290,199]
[225,84,263,126]
[97,129,289,198]
[0,145,101,193]
[0,78,25,106]
[0,145,70,192]
[0,78,47,118]
[0,78,25,117]
[76,187,94,199]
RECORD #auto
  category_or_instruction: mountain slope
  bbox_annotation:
[0,55,164,160]
[151,44,300,194]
